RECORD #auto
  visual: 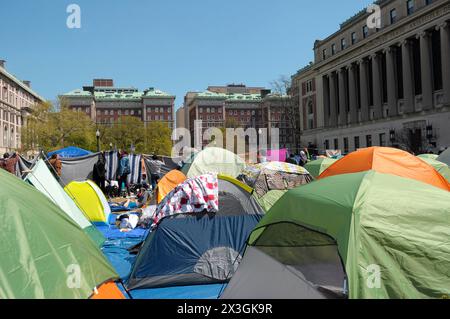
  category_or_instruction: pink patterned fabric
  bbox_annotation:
[151,174,219,228]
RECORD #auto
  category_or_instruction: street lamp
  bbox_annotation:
[96,129,100,152]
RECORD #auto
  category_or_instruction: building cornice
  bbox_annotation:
[0,67,45,102]
[298,1,450,79]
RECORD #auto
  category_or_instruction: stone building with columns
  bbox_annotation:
[292,0,450,155]
[0,60,45,155]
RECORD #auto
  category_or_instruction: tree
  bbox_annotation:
[100,116,145,153]
[270,76,300,152]
[21,100,96,153]
[143,122,172,155]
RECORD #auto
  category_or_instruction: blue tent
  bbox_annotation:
[47,146,92,158]
[126,176,264,290]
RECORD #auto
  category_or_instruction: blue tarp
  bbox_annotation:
[129,284,225,299]
[102,238,142,281]
[47,146,92,159]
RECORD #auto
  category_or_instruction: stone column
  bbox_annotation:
[438,22,450,105]
[329,72,338,127]
[418,31,433,110]
[359,59,370,122]
[385,47,398,117]
[338,69,348,126]
[371,53,383,120]
[402,39,415,113]
[347,64,358,124]
[322,75,330,127]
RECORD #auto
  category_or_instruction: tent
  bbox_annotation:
[24,159,105,246]
[48,146,92,158]
[126,174,264,290]
[304,158,337,178]
[0,167,118,298]
[417,154,439,160]
[240,161,313,198]
[156,169,187,204]
[437,148,450,166]
[418,157,450,182]
[255,190,286,213]
[65,180,112,224]
[221,171,450,299]
[319,147,450,191]
[181,147,246,178]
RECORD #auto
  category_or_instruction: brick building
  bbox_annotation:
[60,79,175,129]
[180,84,299,150]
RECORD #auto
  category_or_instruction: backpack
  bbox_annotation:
[122,157,131,175]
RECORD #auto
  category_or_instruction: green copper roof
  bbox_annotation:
[61,87,174,100]
[196,91,267,102]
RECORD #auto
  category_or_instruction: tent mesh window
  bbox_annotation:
[252,223,347,297]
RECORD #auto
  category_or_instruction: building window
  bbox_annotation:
[206,108,210,113]
[366,135,372,147]
[354,136,360,150]
[363,25,369,39]
[229,110,233,115]
[425,0,433,5]
[322,49,327,60]
[343,137,349,154]
[390,8,397,24]
[324,139,330,150]
[341,38,347,50]
[379,133,386,146]
[130,110,134,115]
[308,119,314,129]
[334,138,339,150]
[331,44,336,55]
[406,0,414,15]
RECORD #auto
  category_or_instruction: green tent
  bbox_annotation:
[0,168,118,298]
[304,158,337,178]
[223,171,450,299]
[417,154,439,160]
[24,159,105,247]
[418,157,450,183]
[254,190,286,212]
[182,147,246,178]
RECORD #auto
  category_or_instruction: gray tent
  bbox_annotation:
[437,148,450,166]
[220,223,347,299]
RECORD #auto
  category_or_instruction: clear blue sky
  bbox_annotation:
[1,0,373,109]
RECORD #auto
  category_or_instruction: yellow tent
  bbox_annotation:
[65,180,111,224]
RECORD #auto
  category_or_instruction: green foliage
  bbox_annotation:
[21,101,96,153]
[21,100,173,155]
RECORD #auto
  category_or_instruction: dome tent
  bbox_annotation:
[156,169,187,204]
[437,148,450,166]
[303,158,337,178]
[221,171,450,299]
[24,159,105,247]
[126,174,264,290]
[319,147,450,191]
[0,167,118,298]
[181,147,246,178]
[47,146,92,158]
[65,180,112,224]
[418,157,450,183]
[239,161,313,212]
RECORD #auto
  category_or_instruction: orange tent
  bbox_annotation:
[157,170,187,203]
[318,147,450,191]
[90,281,127,299]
